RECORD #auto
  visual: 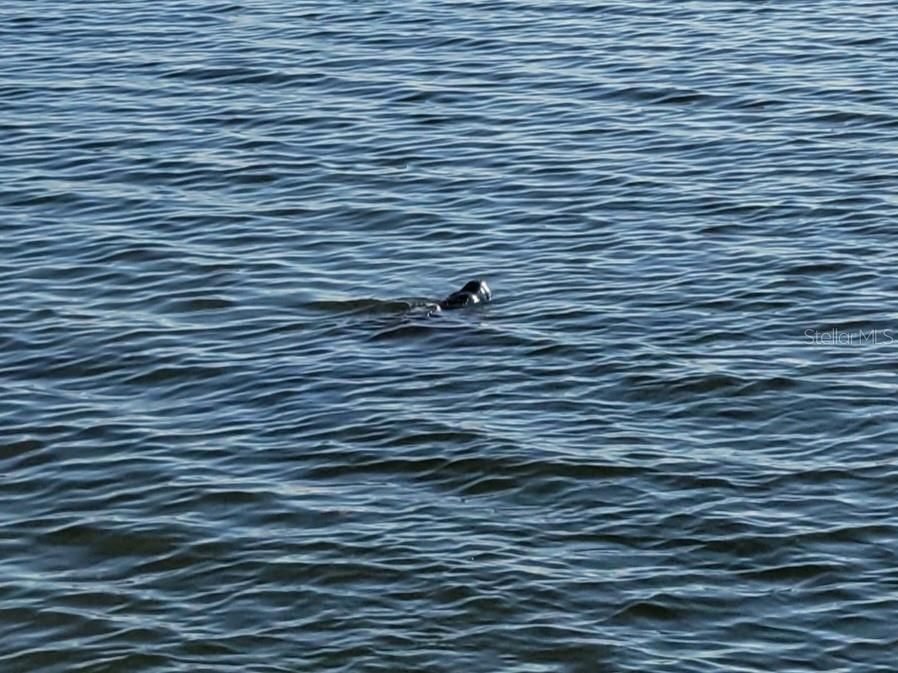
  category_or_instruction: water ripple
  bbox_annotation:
[3,0,898,671]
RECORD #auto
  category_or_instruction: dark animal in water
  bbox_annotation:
[439,280,492,310]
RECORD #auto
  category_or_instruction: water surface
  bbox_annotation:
[3,1,898,671]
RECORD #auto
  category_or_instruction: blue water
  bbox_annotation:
[3,1,898,671]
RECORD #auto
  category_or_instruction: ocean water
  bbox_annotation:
[3,1,898,671]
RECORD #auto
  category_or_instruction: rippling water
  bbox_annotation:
[3,1,898,671]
